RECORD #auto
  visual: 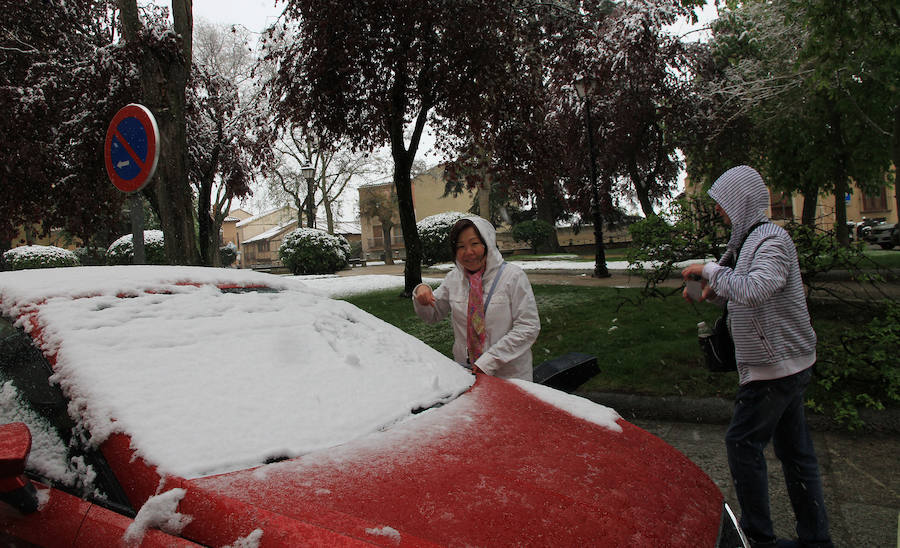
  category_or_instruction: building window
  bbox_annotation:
[861,187,888,212]
[372,225,387,248]
[769,190,793,220]
[257,240,270,252]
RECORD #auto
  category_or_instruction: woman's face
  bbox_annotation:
[715,203,731,226]
[455,226,487,272]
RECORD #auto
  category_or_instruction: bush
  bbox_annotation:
[73,246,107,266]
[511,219,554,254]
[219,242,237,267]
[810,300,900,429]
[279,228,350,275]
[2,245,80,270]
[417,211,467,266]
[348,240,363,260]
[107,230,167,265]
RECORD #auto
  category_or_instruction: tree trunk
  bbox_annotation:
[322,180,335,234]
[381,223,394,265]
[197,169,214,266]
[197,121,224,266]
[386,58,424,297]
[632,174,656,218]
[477,183,490,219]
[801,188,818,227]
[536,181,563,252]
[393,154,421,295]
[198,207,212,265]
[893,107,900,221]
[0,239,9,270]
[118,0,200,265]
[827,101,851,246]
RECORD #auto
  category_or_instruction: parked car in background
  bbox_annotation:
[865,221,900,249]
[0,266,743,547]
[857,217,886,242]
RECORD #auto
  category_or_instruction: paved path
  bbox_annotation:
[632,418,899,548]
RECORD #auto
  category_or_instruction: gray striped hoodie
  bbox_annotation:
[705,166,816,384]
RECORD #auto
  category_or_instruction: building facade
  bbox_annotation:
[358,165,475,262]
[234,206,298,269]
[686,178,898,232]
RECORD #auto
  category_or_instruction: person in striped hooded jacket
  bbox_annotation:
[681,166,832,548]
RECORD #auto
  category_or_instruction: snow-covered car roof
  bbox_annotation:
[0,266,474,479]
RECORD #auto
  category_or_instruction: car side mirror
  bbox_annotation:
[0,422,38,514]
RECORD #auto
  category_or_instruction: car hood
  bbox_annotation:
[182,376,721,547]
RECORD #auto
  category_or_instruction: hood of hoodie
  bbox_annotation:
[457,215,505,278]
[708,166,770,255]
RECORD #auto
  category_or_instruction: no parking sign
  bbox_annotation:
[104,104,159,193]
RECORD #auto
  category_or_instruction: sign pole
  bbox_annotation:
[104,104,159,265]
[131,194,145,264]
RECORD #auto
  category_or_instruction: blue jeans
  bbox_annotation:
[725,368,833,547]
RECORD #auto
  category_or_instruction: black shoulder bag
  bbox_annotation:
[699,221,767,372]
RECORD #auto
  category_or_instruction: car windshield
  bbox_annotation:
[0,267,473,479]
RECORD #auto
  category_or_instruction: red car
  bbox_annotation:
[0,266,743,547]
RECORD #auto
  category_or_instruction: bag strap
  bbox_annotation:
[483,261,507,313]
[726,221,768,267]
[721,221,768,320]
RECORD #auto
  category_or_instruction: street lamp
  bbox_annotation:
[574,77,610,278]
[301,164,316,229]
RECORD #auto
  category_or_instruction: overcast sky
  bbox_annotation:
[189,0,284,33]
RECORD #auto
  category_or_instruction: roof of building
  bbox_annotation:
[242,219,298,244]
[235,206,297,228]
[333,220,361,235]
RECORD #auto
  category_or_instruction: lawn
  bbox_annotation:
[343,279,884,407]
[862,248,900,269]
[343,284,740,399]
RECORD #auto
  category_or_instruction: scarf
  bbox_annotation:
[465,268,486,364]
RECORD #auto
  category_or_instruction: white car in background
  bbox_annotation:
[865,221,899,249]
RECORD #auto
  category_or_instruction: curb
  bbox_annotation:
[576,391,900,434]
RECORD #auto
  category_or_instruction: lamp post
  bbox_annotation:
[301,164,316,229]
[575,77,610,278]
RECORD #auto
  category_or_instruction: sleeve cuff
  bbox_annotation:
[703,262,722,280]
[411,282,428,300]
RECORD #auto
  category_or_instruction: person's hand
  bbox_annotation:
[414,285,436,306]
[681,263,705,281]
[681,264,707,302]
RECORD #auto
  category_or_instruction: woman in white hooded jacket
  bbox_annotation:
[412,216,540,381]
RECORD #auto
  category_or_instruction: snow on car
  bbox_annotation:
[0,266,739,546]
